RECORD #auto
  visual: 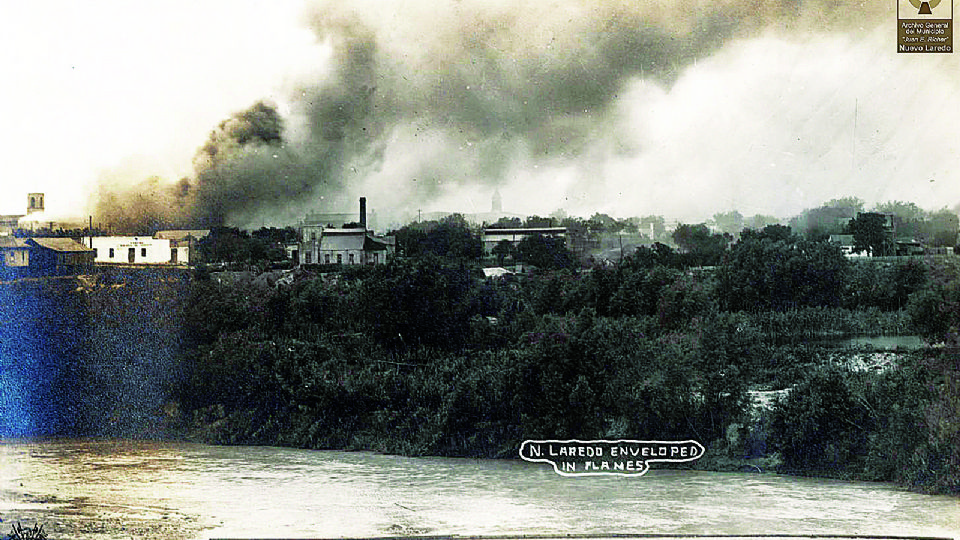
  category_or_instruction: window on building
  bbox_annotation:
[349,253,355,264]
[325,254,330,264]
[305,252,312,264]
[109,248,114,258]
[337,253,342,264]
[141,248,147,257]
[93,248,98,258]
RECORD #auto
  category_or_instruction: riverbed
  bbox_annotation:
[1,439,957,539]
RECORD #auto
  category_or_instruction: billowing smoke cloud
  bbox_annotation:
[94,169,191,234]
[92,0,960,231]
[94,101,293,230]
[288,0,889,214]
[190,100,291,226]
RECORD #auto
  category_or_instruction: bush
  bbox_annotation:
[358,256,477,350]
[718,237,848,311]
[769,355,959,493]
[771,366,878,474]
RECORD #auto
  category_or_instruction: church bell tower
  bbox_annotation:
[27,193,44,214]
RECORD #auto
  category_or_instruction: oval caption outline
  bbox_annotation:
[519,439,706,477]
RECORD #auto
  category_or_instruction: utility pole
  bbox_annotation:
[619,231,623,265]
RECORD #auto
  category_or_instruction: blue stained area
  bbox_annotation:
[1,270,187,440]
[1,283,39,436]
[0,280,85,437]
[0,339,34,436]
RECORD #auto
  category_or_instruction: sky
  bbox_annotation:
[1,0,958,228]
[0,0,324,221]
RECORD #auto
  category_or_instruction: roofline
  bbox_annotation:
[24,238,95,252]
[321,228,368,234]
[482,227,567,235]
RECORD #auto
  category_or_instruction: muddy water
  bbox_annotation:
[1,439,957,539]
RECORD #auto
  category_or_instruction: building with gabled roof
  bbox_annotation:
[310,229,392,265]
[24,237,94,275]
[299,197,395,265]
[0,236,31,278]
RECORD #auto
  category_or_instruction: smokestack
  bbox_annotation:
[360,197,367,230]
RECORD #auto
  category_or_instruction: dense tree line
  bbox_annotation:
[671,223,731,266]
[718,228,849,311]
[198,226,296,265]
[393,214,484,260]
[788,197,960,249]
[172,267,749,456]
[158,228,960,495]
[8,217,959,494]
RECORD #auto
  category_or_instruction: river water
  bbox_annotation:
[1,439,957,540]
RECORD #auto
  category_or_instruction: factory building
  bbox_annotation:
[299,197,394,265]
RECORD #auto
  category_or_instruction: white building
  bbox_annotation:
[86,236,189,265]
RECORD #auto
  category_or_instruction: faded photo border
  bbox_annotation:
[1,1,959,539]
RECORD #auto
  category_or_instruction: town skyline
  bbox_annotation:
[5,187,959,235]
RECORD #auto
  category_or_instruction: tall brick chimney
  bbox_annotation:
[360,197,367,230]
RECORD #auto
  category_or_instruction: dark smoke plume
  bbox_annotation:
[94,101,297,229]
[189,100,292,227]
[93,0,893,231]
